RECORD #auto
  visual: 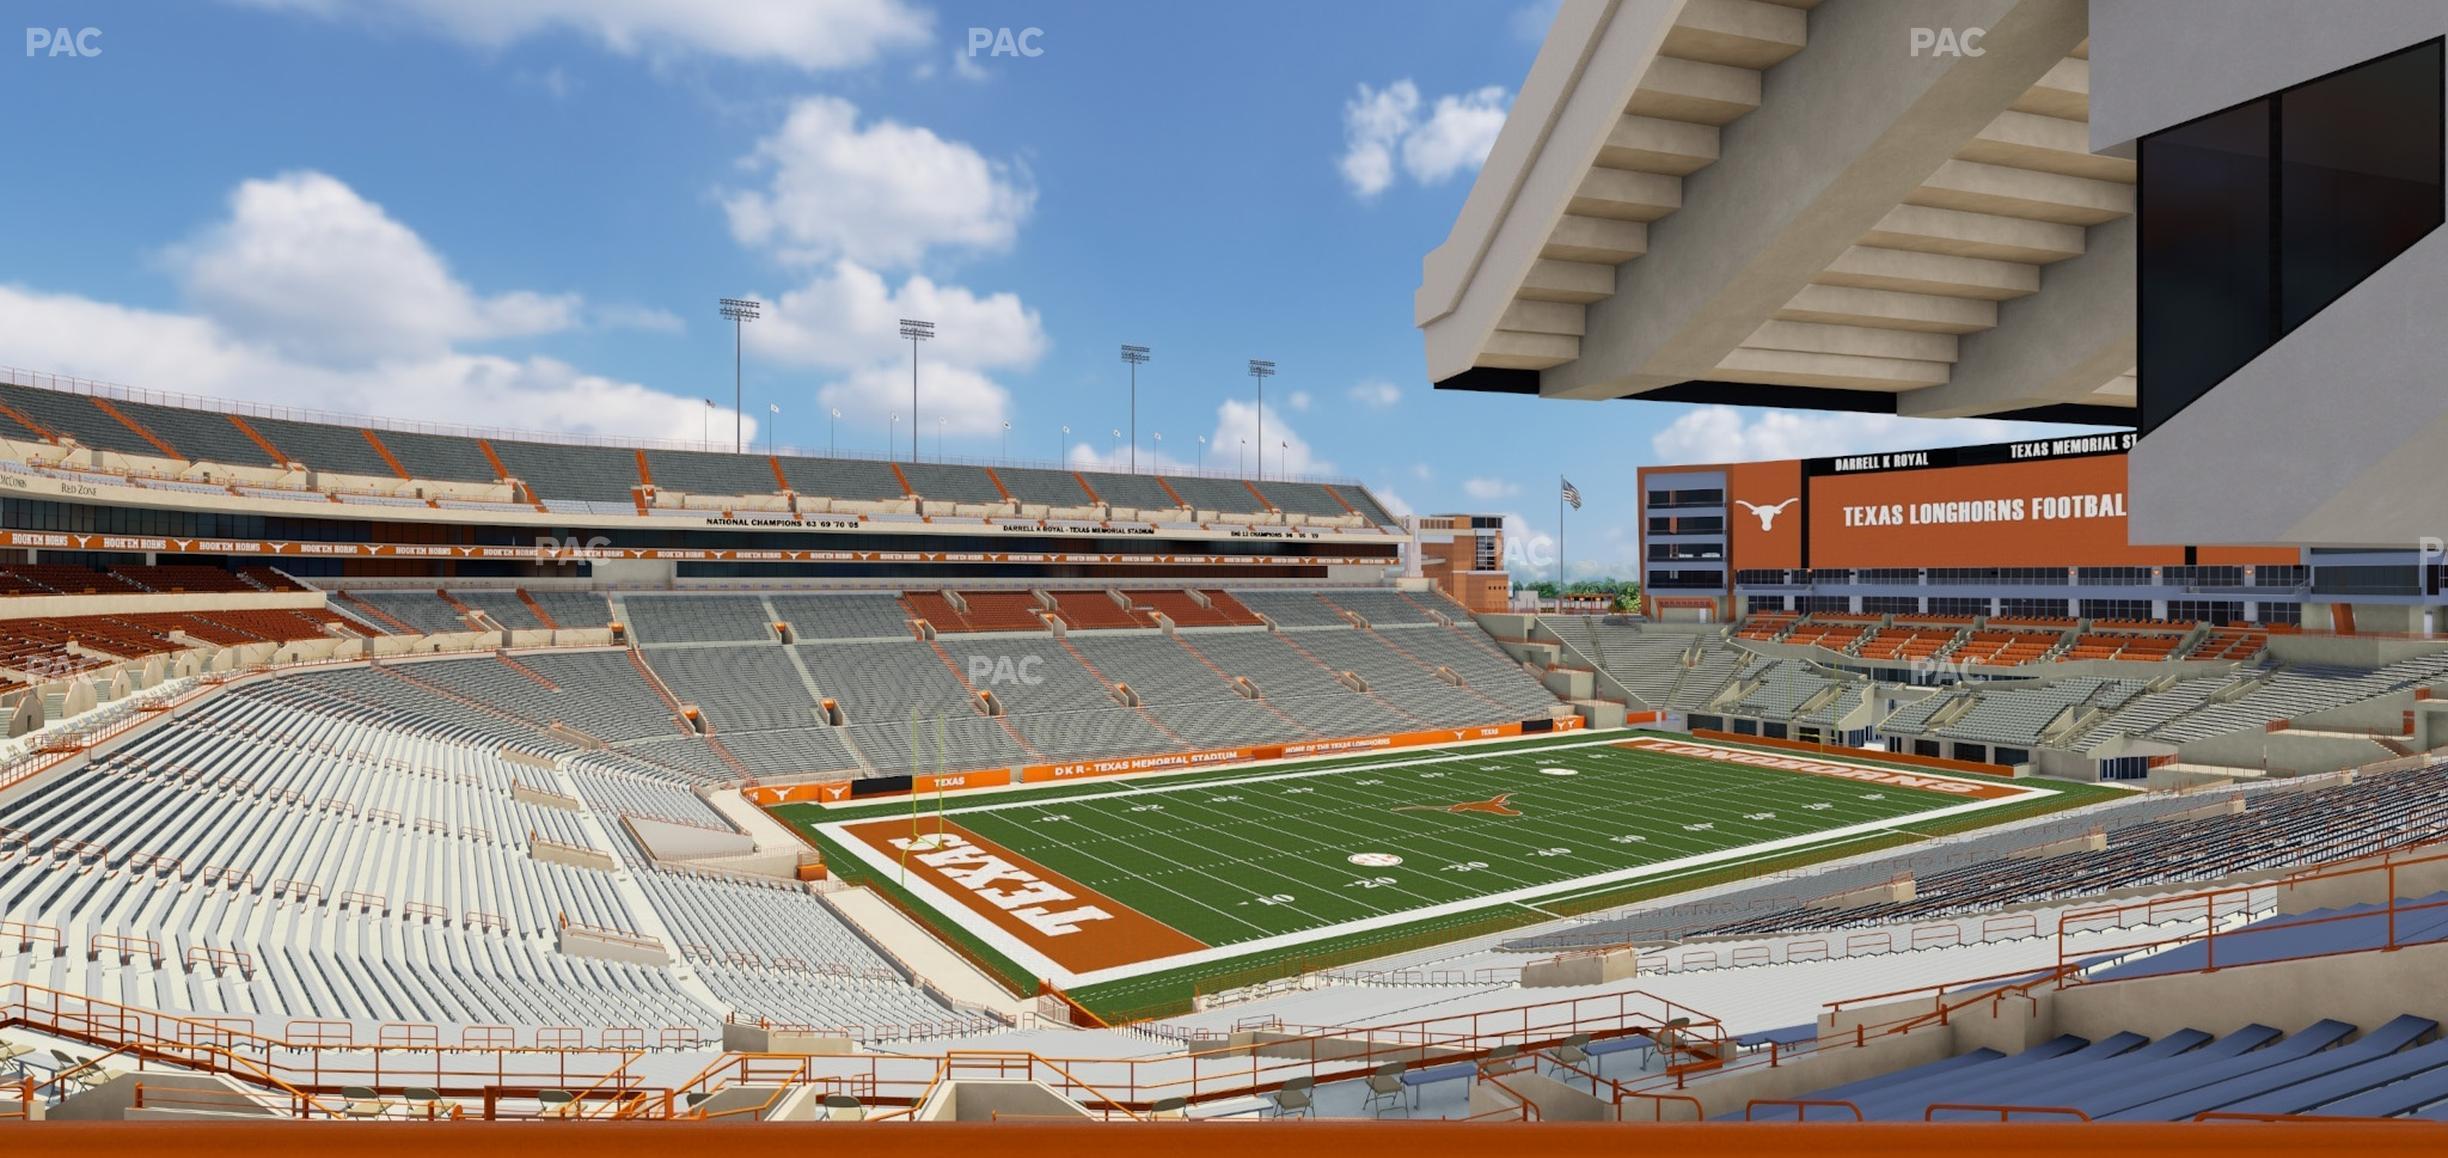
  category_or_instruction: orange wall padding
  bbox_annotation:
[1687,729,2012,777]
[25,1121,2447,1154]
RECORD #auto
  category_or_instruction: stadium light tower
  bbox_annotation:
[899,318,934,460]
[718,297,761,453]
[1247,359,1274,480]
[1001,420,1010,464]
[767,403,780,456]
[1060,424,1070,464]
[1121,344,1151,473]
[829,407,840,456]
[1197,434,1207,472]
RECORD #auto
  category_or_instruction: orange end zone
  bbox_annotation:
[840,816,1208,973]
[1615,736,2028,801]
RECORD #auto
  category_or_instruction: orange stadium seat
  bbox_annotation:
[955,591,1053,632]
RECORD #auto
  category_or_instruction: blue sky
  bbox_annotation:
[0,0,2090,580]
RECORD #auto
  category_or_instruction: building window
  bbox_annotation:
[2312,564,2420,596]
[2140,39,2444,433]
[2079,599,2154,620]
[2077,567,2152,587]
[2168,599,2245,624]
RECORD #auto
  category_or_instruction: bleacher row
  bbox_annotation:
[1702,761,2448,937]
[1620,611,2441,766]
[0,563,305,597]
[0,607,364,677]
[1755,1014,2448,1121]
[1895,649,2448,757]
[0,380,1400,525]
[0,678,981,1040]
[1737,612,2273,668]
[1503,761,2448,958]
[612,588,1560,779]
[25,584,1551,785]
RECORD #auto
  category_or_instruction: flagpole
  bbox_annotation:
[1557,474,1565,607]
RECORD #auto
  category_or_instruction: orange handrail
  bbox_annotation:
[1747,1098,1863,1121]
[1925,1103,2092,1122]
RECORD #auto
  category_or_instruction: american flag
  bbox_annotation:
[1560,476,1582,510]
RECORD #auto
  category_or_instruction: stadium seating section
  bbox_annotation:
[580,587,1562,780]
[0,380,1402,530]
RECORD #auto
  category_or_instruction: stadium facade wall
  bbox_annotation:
[743,717,1585,805]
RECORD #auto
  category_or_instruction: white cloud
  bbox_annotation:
[1511,0,1562,42]
[723,95,1035,269]
[1066,438,1193,475]
[1286,389,1313,413]
[1410,462,1433,482]
[1349,379,1403,409]
[1209,398,1333,479]
[1071,399,1336,481]
[1339,81,1417,199]
[1649,405,2120,464]
[1403,87,1511,186]
[1339,80,1510,199]
[594,303,685,334]
[240,0,931,73]
[165,171,579,367]
[0,283,752,445]
[1462,476,1521,500]
[0,170,745,446]
[1369,485,1416,520]
[749,260,1047,439]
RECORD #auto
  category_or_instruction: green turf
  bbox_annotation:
[913,739,1978,946]
[769,731,2129,1022]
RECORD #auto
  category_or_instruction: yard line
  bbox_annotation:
[957,742,1992,947]
[1063,787,1473,922]
[953,805,1287,939]
[1020,798,1423,931]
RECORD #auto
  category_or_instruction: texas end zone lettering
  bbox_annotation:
[843,819,1207,972]
[886,832,1110,938]
[1620,737,2024,800]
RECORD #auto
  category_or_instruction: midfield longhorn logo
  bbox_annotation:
[1396,793,1522,817]
[1736,497,1799,531]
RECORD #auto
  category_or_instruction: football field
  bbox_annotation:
[775,731,2100,1017]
